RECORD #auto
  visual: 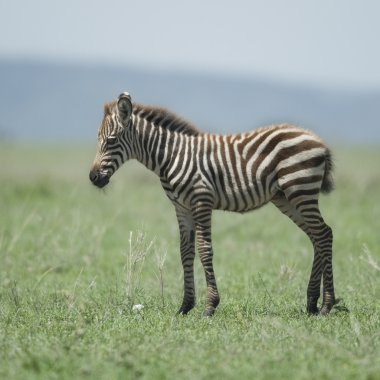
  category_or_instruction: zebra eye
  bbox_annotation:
[106,136,117,145]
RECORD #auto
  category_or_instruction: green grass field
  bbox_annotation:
[1,143,380,380]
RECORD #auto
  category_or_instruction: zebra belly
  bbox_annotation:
[162,173,277,213]
[212,179,277,213]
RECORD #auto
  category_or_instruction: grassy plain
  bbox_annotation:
[0,143,380,380]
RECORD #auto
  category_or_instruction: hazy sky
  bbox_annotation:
[1,0,379,89]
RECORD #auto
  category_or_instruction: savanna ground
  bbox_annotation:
[0,143,379,380]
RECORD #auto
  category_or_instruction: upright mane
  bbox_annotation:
[133,103,201,136]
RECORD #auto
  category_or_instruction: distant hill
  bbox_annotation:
[0,59,379,143]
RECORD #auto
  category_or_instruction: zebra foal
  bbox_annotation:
[89,92,336,316]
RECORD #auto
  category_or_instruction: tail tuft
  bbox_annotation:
[321,148,334,194]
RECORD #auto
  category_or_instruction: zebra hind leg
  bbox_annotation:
[272,193,321,314]
[306,208,335,315]
[291,197,335,315]
[302,203,334,315]
[272,192,335,315]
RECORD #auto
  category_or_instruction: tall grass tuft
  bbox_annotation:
[125,230,154,305]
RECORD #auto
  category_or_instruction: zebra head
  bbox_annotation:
[89,92,134,188]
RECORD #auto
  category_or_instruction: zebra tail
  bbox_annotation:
[321,148,334,194]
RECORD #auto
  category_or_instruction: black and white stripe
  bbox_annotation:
[90,92,335,316]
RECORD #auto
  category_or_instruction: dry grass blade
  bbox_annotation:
[155,248,167,308]
[360,244,380,272]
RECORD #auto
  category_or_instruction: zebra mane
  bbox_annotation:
[104,101,201,136]
[133,103,201,136]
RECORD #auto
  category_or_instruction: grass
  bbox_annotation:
[0,143,380,380]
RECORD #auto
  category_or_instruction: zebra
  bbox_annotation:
[89,91,336,317]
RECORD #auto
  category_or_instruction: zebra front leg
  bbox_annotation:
[194,207,220,317]
[176,207,196,315]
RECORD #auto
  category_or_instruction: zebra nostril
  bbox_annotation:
[89,171,98,182]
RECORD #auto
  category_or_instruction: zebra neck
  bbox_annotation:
[133,118,182,175]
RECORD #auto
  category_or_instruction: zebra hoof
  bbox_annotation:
[306,305,320,315]
[177,303,195,315]
[306,298,319,315]
[307,307,319,315]
[319,304,333,316]
[202,307,216,317]
[319,293,336,315]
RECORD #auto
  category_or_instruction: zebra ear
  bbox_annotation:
[117,92,132,126]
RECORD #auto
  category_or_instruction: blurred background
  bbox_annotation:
[0,0,379,143]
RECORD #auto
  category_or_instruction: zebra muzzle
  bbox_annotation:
[89,170,110,188]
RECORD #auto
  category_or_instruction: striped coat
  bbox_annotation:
[90,92,335,316]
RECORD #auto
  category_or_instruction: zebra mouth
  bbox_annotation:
[89,171,110,188]
[93,176,109,188]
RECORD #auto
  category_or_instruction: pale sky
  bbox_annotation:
[1,0,380,90]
